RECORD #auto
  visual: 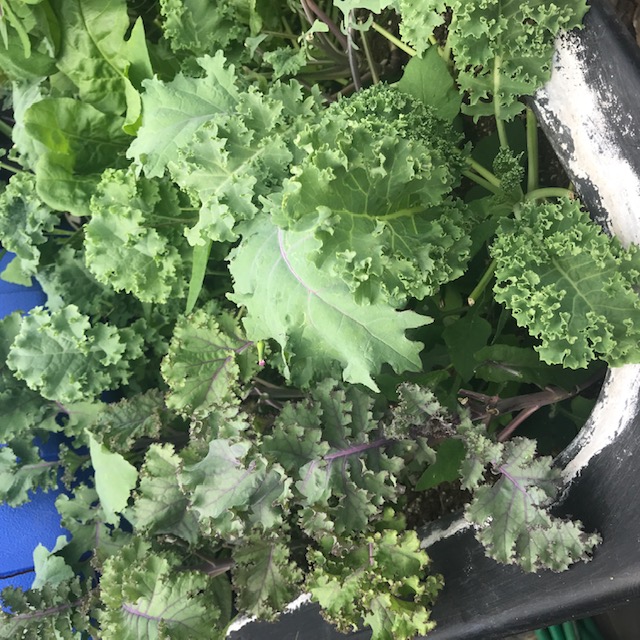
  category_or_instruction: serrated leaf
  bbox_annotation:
[88,432,138,525]
[307,529,441,640]
[101,540,226,639]
[180,439,288,535]
[7,305,143,403]
[161,306,255,418]
[272,84,469,306]
[228,215,429,390]
[127,52,241,178]
[132,444,200,545]
[0,172,57,279]
[233,536,303,620]
[88,391,165,453]
[85,168,187,304]
[460,423,600,571]
[0,441,62,506]
[491,198,640,368]
[0,576,96,639]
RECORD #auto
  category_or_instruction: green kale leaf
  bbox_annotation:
[272,83,470,306]
[7,305,144,403]
[161,305,257,418]
[491,197,640,368]
[228,215,429,390]
[460,420,601,571]
[307,530,442,640]
[233,534,303,620]
[100,539,229,638]
[85,168,187,304]
[0,172,57,282]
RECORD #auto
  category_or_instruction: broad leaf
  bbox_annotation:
[88,433,138,525]
[228,216,429,390]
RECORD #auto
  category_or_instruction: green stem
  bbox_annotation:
[0,119,13,139]
[0,160,19,173]
[525,187,575,202]
[468,158,501,188]
[495,117,509,150]
[468,258,497,306]
[462,169,502,196]
[370,21,417,57]
[526,107,539,193]
[360,23,379,84]
[493,55,509,149]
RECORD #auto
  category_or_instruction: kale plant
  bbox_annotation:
[0,0,624,638]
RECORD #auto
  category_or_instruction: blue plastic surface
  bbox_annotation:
[0,250,69,596]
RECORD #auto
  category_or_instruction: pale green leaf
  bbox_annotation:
[7,305,143,403]
[32,536,75,589]
[228,216,429,390]
[88,432,138,525]
[85,167,187,303]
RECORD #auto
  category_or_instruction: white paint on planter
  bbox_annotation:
[226,593,312,635]
[561,365,640,483]
[535,31,640,247]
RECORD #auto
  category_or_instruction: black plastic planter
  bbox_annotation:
[228,2,640,638]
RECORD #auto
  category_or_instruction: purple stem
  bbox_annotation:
[302,0,349,50]
[324,437,395,461]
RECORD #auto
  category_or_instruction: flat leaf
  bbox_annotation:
[88,432,138,525]
[396,47,460,121]
[50,0,152,120]
[228,216,429,390]
[416,438,465,491]
[442,313,492,381]
[23,97,129,214]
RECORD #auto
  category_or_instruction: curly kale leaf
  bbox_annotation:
[85,168,187,304]
[491,197,640,368]
[263,380,403,537]
[0,172,57,282]
[7,305,144,403]
[161,304,257,418]
[100,539,230,639]
[180,439,291,539]
[228,215,429,390]
[130,50,319,244]
[159,0,270,56]
[271,83,470,306]
[0,576,97,639]
[459,419,600,571]
[307,530,442,640]
[233,534,303,620]
[131,444,201,545]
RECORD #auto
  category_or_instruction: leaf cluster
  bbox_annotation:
[0,1,619,640]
